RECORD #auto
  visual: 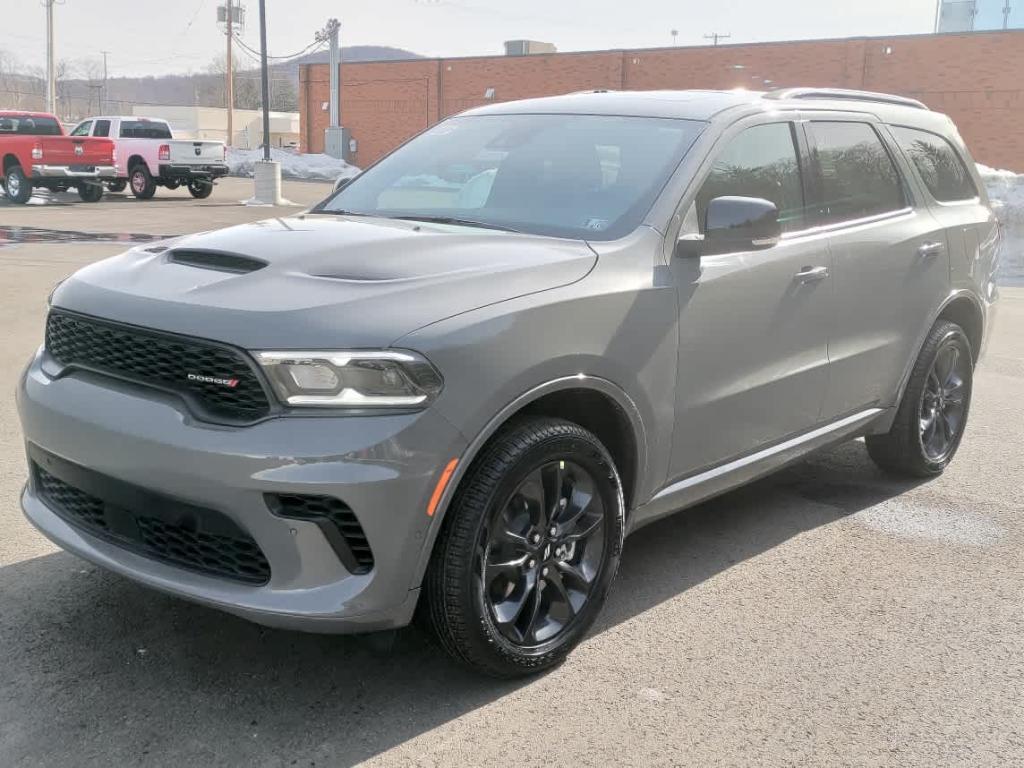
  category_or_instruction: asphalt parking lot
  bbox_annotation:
[1,178,1022,767]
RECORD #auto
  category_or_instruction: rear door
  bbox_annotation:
[805,117,950,419]
[667,118,833,479]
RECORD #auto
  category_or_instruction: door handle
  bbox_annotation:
[917,241,945,259]
[795,265,829,283]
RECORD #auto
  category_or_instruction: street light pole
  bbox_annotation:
[45,0,56,114]
[258,0,270,161]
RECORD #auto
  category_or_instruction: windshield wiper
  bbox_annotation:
[386,215,521,233]
[307,208,374,216]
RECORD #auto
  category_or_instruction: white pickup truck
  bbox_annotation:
[69,116,228,199]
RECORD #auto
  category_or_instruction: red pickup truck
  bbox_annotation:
[0,111,116,204]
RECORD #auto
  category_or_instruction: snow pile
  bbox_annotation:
[977,163,1024,284]
[227,147,360,183]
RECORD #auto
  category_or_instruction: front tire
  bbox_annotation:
[4,165,33,204]
[129,165,156,199]
[187,180,213,199]
[424,417,625,678]
[866,320,973,477]
[77,182,104,202]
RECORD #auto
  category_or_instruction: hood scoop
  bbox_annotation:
[168,249,268,275]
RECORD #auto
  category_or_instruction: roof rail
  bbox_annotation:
[764,88,928,110]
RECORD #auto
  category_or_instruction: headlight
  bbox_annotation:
[255,350,442,408]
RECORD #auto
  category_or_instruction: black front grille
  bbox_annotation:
[267,493,374,574]
[32,448,270,585]
[45,310,271,424]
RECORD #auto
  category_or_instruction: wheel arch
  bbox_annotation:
[891,290,985,416]
[409,375,647,590]
[3,153,21,173]
[127,154,147,171]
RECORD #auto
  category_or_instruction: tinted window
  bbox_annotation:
[891,126,976,202]
[319,114,704,241]
[70,121,92,137]
[120,120,172,139]
[0,116,62,135]
[696,122,806,233]
[93,119,111,138]
[808,121,905,224]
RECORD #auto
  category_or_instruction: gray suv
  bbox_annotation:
[17,88,1000,677]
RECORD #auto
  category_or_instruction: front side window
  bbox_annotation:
[695,122,806,233]
[318,113,705,240]
[119,120,172,139]
[70,121,93,137]
[891,126,976,202]
[807,121,905,225]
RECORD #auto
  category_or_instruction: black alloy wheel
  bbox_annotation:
[479,459,605,646]
[424,417,625,677]
[918,338,970,462]
[866,320,973,477]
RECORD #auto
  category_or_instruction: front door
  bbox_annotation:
[667,120,832,481]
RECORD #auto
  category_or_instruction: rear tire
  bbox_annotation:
[77,183,104,202]
[423,417,625,678]
[4,165,32,204]
[106,179,127,193]
[187,179,213,199]
[866,320,973,477]
[129,165,156,200]
[164,179,181,190]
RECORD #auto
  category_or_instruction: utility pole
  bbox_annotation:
[100,50,110,114]
[704,32,731,46]
[316,18,345,159]
[45,0,56,115]
[671,29,679,46]
[1003,0,1012,30]
[226,2,234,147]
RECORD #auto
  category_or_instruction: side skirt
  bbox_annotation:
[627,407,888,534]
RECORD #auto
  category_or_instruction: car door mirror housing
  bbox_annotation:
[678,196,781,257]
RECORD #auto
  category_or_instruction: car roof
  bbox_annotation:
[460,88,954,132]
[0,111,60,119]
[78,116,170,122]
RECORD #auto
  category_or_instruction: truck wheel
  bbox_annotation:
[423,417,625,677]
[106,180,127,193]
[77,183,104,203]
[164,180,181,190]
[129,165,156,200]
[4,165,33,204]
[187,180,213,199]
[866,321,973,477]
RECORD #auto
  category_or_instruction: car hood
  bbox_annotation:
[52,215,597,349]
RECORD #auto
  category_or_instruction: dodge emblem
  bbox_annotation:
[187,373,239,388]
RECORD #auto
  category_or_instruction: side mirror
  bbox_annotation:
[676,196,781,258]
[333,175,356,194]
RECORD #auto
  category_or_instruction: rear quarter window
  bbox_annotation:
[891,125,977,203]
[807,121,906,225]
[119,121,173,139]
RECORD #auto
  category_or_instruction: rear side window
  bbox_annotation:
[93,120,111,138]
[0,116,62,135]
[696,122,807,233]
[119,120,172,139]
[807,121,905,225]
[891,126,976,202]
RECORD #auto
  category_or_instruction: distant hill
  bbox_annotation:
[0,45,423,119]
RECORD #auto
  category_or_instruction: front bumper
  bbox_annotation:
[158,164,230,180]
[17,347,468,633]
[32,164,116,180]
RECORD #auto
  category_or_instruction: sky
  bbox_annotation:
[1,0,943,78]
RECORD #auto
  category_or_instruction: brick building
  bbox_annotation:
[300,30,1024,171]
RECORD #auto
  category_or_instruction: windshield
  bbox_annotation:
[318,113,704,240]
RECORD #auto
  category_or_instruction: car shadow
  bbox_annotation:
[0,441,925,766]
